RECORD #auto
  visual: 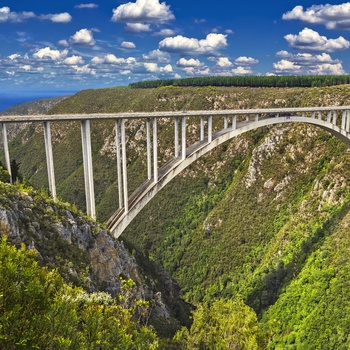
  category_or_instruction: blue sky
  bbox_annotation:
[1,0,350,92]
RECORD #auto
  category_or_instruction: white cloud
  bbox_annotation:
[144,62,159,72]
[71,65,96,75]
[8,54,21,61]
[64,55,85,65]
[0,6,35,23]
[90,54,137,66]
[285,27,350,52]
[58,39,69,47]
[75,3,99,9]
[39,12,72,23]
[70,28,96,46]
[33,47,68,60]
[142,49,171,63]
[112,0,175,23]
[276,51,340,64]
[153,28,176,36]
[271,51,345,75]
[216,57,233,68]
[176,58,203,67]
[125,22,151,32]
[20,65,32,71]
[232,66,253,75]
[120,41,136,49]
[159,33,228,55]
[234,56,259,65]
[283,3,350,30]
[6,71,15,75]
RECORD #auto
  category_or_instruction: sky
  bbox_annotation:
[2,0,350,92]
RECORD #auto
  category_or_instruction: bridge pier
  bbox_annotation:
[81,120,96,219]
[182,116,186,160]
[208,115,212,142]
[121,119,128,213]
[174,117,179,157]
[43,121,56,199]
[153,118,158,183]
[232,115,237,130]
[115,120,124,208]
[0,123,12,184]
[146,119,152,179]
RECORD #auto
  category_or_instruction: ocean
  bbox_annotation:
[0,90,76,112]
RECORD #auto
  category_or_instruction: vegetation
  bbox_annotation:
[129,75,350,89]
[3,85,350,348]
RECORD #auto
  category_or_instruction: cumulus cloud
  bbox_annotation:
[232,66,253,75]
[90,54,136,66]
[70,28,96,46]
[216,57,233,68]
[71,65,96,75]
[39,12,72,23]
[283,3,350,30]
[142,49,171,63]
[176,58,203,67]
[159,33,228,55]
[33,47,68,60]
[153,28,176,36]
[285,27,350,52]
[234,56,259,65]
[271,50,345,75]
[0,6,35,22]
[8,54,21,61]
[64,55,85,65]
[120,41,136,49]
[75,3,99,9]
[112,0,175,23]
[124,22,151,32]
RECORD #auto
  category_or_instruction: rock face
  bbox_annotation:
[0,183,183,324]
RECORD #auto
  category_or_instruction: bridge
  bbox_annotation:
[1,106,350,238]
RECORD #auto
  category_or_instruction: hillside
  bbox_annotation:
[3,84,350,348]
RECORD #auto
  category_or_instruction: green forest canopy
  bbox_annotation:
[129,75,350,89]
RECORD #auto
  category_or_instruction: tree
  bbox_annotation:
[173,298,259,349]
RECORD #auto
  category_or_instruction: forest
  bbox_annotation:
[129,75,350,89]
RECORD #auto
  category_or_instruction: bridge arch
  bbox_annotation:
[107,114,350,238]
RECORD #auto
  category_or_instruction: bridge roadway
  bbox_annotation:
[1,106,350,238]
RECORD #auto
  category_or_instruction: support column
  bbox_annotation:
[208,115,212,143]
[333,111,337,125]
[232,115,237,130]
[153,118,158,183]
[121,119,128,213]
[174,117,179,157]
[255,114,259,122]
[302,112,306,118]
[246,115,249,122]
[0,123,12,184]
[327,111,331,123]
[342,111,347,130]
[346,111,350,133]
[43,121,56,199]
[200,117,205,141]
[115,120,123,208]
[318,112,322,120]
[311,112,315,119]
[81,120,96,219]
[146,119,152,179]
[182,116,186,160]
[224,116,228,129]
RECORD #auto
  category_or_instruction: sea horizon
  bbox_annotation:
[0,90,77,112]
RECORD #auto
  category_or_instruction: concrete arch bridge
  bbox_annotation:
[1,106,350,238]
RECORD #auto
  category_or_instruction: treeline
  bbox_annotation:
[129,75,350,88]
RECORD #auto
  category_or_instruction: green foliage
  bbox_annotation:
[0,238,158,349]
[129,75,350,89]
[173,298,259,349]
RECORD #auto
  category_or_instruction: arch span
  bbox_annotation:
[107,114,350,237]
